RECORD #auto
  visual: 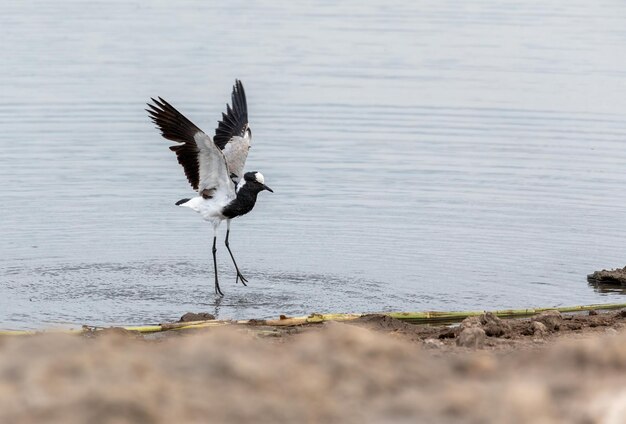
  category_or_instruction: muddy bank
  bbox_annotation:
[346,308,626,351]
[2,310,626,423]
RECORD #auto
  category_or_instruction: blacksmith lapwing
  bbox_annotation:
[147,80,273,296]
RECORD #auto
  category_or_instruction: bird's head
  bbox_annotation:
[241,171,273,193]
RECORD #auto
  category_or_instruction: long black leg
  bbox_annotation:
[212,236,224,296]
[225,227,248,286]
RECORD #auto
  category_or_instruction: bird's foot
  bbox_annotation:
[215,282,224,296]
[235,272,248,286]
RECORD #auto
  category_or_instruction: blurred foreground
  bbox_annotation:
[1,311,626,423]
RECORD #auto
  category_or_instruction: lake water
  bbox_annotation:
[2,0,626,329]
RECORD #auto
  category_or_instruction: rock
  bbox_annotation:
[531,321,549,338]
[617,309,626,318]
[587,267,626,285]
[588,310,598,316]
[423,338,444,349]
[438,327,457,339]
[179,312,216,322]
[532,311,563,331]
[459,316,482,329]
[456,327,486,348]
[458,313,511,338]
[589,316,611,328]
[479,312,511,337]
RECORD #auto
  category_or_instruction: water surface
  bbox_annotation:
[2,0,626,329]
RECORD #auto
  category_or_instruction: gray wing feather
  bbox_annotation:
[215,80,251,183]
[193,132,235,199]
[222,131,251,182]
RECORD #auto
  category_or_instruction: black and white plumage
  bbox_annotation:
[146,80,273,296]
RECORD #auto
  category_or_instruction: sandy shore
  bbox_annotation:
[2,309,626,423]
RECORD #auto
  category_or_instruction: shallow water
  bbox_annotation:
[2,0,626,329]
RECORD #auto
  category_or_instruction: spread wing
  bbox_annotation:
[147,97,234,199]
[214,79,251,183]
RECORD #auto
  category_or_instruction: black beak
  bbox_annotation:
[263,184,274,193]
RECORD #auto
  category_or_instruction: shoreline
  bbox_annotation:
[1,309,626,422]
[3,301,626,336]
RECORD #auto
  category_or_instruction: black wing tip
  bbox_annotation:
[147,97,164,108]
[232,80,247,111]
[214,79,249,149]
[234,79,244,94]
[146,98,169,121]
[146,96,176,113]
[146,96,203,191]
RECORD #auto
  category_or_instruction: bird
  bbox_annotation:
[146,80,273,296]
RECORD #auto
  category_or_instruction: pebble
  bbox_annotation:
[456,327,486,348]
[532,310,563,331]
[531,321,549,338]
[423,338,444,348]
[480,312,511,337]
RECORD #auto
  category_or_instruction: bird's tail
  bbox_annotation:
[175,198,191,206]
[175,196,204,212]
